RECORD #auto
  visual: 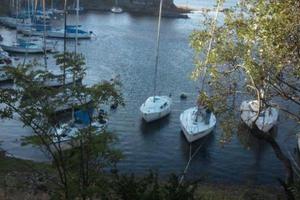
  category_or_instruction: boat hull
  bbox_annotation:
[180,107,216,143]
[140,96,172,122]
[240,100,279,133]
[21,29,91,39]
[0,44,51,54]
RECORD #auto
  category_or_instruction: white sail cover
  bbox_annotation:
[240,100,279,133]
[180,107,216,142]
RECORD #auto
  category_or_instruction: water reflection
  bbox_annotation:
[139,115,171,135]
[180,132,215,163]
[237,123,278,167]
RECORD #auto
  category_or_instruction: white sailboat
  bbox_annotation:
[140,0,172,122]
[179,2,222,142]
[50,0,103,148]
[20,25,92,39]
[240,100,279,133]
[20,0,91,39]
[111,0,123,13]
[180,107,216,142]
[33,0,80,88]
[0,39,52,54]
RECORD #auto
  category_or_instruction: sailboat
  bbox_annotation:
[20,25,92,39]
[179,2,222,143]
[50,110,108,148]
[0,38,52,54]
[180,106,216,142]
[240,100,279,133]
[140,0,172,122]
[49,0,106,148]
[111,0,123,13]
[32,0,81,88]
[1,0,51,54]
[20,0,91,39]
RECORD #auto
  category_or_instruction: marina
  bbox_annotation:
[0,0,299,196]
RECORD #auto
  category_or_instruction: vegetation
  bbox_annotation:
[190,0,299,199]
[0,52,124,199]
[0,157,284,199]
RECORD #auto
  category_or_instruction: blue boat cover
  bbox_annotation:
[74,109,94,125]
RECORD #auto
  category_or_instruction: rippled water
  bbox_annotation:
[0,6,299,185]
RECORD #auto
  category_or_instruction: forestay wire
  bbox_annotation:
[200,0,223,92]
[178,0,223,186]
[153,0,163,102]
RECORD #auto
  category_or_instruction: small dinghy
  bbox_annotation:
[180,106,216,143]
[111,6,123,13]
[240,100,279,133]
[140,96,172,122]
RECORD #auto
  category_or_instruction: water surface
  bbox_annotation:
[0,7,299,185]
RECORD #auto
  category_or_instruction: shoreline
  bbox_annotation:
[0,156,284,199]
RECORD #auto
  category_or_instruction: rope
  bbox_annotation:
[200,1,223,92]
[178,137,207,185]
[153,0,163,102]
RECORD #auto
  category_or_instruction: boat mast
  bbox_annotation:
[42,0,47,69]
[153,0,163,102]
[72,0,80,122]
[75,0,79,54]
[199,1,221,93]
[63,0,67,85]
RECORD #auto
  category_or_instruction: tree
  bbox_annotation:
[0,52,124,199]
[190,0,299,199]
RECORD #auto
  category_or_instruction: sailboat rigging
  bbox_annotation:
[179,1,222,143]
[140,0,172,123]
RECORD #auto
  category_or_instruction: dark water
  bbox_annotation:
[0,6,299,185]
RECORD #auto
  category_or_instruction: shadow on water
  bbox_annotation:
[237,123,278,167]
[179,132,215,163]
[139,115,171,135]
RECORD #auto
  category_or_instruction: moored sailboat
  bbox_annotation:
[140,0,172,122]
[179,1,222,142]
[240,100,279,133]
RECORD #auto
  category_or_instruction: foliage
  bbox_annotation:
[190,0,300,142]
[111,172,199,200]
[0,52,124,199]
[190,0,300,198]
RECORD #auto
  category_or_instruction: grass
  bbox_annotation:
[0,156,285,200]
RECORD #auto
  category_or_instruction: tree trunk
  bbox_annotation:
[251,128,295,200]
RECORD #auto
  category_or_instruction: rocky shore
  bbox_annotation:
[0,0,190,18]
[81,0,190,18]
